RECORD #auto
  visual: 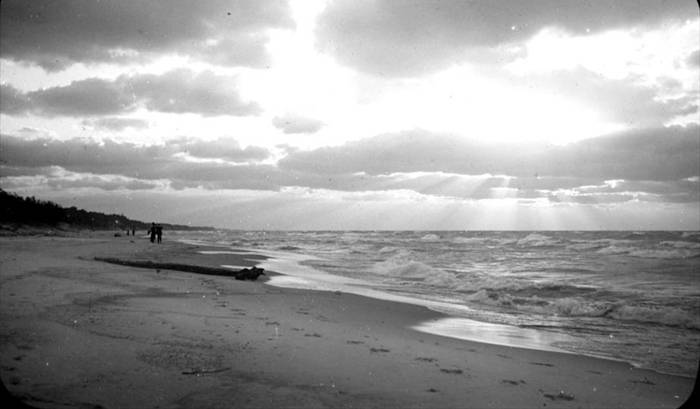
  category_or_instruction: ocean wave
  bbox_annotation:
[371,254,458,287]
[660,240,700,249]
[565,239,615,251]
[277,245,302,251]
[596,245,634,255]
[451,237,488,245]
[628,248,700,259]
[516,233,559,247]
[420,233,441,241]
[597,245,700,258]
[463,290,700,329]
[608,305,700,330]
[377,246,397,254]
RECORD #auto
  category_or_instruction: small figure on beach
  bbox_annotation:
[156,224,163,243]
[132,227,136,236]
[148,222,156,243]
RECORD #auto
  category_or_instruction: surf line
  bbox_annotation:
[254,248,575,354]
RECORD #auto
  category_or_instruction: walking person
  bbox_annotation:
[156,224,163,243]
[148,222,156,243]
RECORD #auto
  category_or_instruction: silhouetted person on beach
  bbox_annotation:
[148,223,156,243]
[132,227,136,236]
[156,225,163,243]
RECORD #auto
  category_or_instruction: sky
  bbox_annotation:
[0,0,698,230]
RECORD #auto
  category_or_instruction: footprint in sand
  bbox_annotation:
[265,321,280,326]
[370,347,390,353]
[501,379,526,385]
[304,333,322,338]
[415,357,438,363]
[631,377,655,385]
[530,362,555,367]
[291,327,304,332]
[346,340,364,345]
[440,368,463,375]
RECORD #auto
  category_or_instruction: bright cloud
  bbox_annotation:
[0,0,698,230]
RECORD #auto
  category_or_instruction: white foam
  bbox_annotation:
[629,248,700,259]
[609,305,700,329]
[660,240,700,249]
[517,233,558,247]
[413,317,574,353]
[198,250,249,255]
[451,237,487,244]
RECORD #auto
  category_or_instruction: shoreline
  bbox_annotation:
[232,242,698,379]
[1,233,695,408]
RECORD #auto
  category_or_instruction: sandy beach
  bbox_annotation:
[0,233,695,408]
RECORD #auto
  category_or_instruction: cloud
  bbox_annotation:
[169,137,271,162]
[26,78,134,116]
[272,114,325,134]
[8,185,698,230]
[687,49,700,68]
[0,135,276,192]
[0,69,260,117]
[510,68,698,127]
[0,0,294,70]
[279,125,700,181]
[82,117,149,131]
[0,84,31,115]
[1,125,698,206]
[125,69,261,116]
[316,0,695,76]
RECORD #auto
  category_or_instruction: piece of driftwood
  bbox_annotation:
[94,257,265,280]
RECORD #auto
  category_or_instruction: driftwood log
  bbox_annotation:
[94,257,265,281]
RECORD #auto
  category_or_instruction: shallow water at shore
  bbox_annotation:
[175,230,700,377]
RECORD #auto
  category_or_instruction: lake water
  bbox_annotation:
[174,230,700,378]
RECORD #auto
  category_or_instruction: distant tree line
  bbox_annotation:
[0,189,213,231]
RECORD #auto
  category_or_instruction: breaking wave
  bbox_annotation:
[371,254,459,287]
[463,290,700,329]
[420,233,441,241]
[597,245,700,258]
[516,233,559,247]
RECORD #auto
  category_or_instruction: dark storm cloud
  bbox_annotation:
[82,117,149,131]
[0,69,260,117]
[316,0,696,76]
[279,125,700,181]
[0,0,294,70]
[272,114,325,134]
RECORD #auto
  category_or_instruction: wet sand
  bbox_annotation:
[0,233,695,408]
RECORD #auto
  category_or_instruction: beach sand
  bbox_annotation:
[0,233,695,408]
